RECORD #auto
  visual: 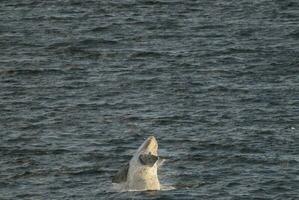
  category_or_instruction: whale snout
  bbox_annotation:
[147,136,158,146]
[140,136,158,156]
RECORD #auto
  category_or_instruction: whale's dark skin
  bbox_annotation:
[112,163,129,183]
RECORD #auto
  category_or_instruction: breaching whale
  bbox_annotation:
[112,136,161,191]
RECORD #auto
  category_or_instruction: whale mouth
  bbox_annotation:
[139,152,159,166]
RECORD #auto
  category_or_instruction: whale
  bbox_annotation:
[112,136,161,191]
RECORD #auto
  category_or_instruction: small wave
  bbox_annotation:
[129,51,164,59]
[0,68,65,76]
[288,30,299,39]
[46,42,71,50]
[77,38,118,47]
[91,26,110,32]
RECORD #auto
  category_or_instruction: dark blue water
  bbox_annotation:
[1,0,299,199]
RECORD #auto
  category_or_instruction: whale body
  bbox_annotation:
[112,136,161,191]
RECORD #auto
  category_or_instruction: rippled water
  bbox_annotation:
[1,0,299,199]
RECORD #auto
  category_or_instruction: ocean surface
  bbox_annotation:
[1,0,299,199]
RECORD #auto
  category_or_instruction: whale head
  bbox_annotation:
[112,136,161,191]
[135,136,158,165]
